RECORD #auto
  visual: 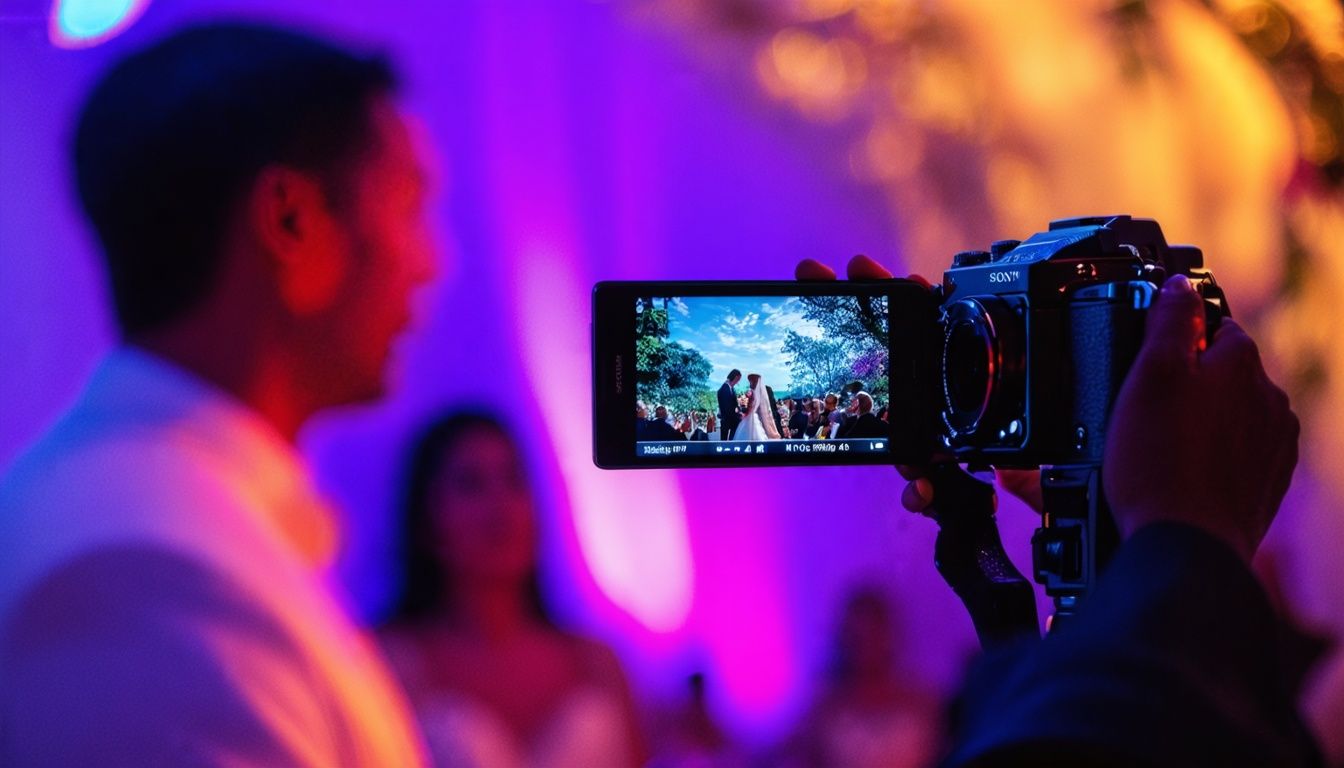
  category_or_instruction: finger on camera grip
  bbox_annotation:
[995,469,1044,515]
[1202,317,1263,375]
[1268,408,1300,497]
[1265,381,1291,414]
[1139,274,1205,369]
[902,477,934,513]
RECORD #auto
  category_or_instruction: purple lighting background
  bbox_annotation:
[8,0,1340,751]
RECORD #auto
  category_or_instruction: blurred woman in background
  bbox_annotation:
[381,411,646,767]
[789,586,939,768]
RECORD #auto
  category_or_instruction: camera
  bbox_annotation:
[936,214,1225,467]
[592,214,1225,471]
[593,215,1227,626]
[934,214,1226,626]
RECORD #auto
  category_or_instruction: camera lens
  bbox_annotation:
[944,319,992,420]
[941,297,1025,441]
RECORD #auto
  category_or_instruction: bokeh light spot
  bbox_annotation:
[50,0,150,49]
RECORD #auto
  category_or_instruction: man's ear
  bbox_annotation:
[247,165,349,315]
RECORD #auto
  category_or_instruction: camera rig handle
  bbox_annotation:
[926,463,1039,648]
[1031,465,1119,628]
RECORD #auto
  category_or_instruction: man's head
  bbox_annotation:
[74,23,436,407]
[825,393,838,410]
[655,405,669,421]
[635,401,647,420]
[727,369,741,385]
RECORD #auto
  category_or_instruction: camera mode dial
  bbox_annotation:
[990,240,1021,259]
[952,250,991,267]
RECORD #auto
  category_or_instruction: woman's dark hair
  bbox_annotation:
[384,410,552,626]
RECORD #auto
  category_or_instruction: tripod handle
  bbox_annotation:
[926,464,1040,648]
[1033,465,1120,627]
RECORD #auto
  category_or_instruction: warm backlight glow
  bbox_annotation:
[513,244,695,633]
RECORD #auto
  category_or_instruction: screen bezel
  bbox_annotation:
[592,280,941,469]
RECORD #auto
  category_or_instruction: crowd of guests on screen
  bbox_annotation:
[636,378,890,445]
[385,409,938,767]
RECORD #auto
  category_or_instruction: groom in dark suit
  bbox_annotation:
[717,369,742,440]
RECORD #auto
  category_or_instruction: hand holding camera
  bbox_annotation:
[786,216,1297,631]
[805,253,1299,567]
[1104,274,1299,563]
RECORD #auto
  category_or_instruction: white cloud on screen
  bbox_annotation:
[737,337,782,355]
[722,311,760,333]
[657,296,839,390]
[761,297,823,339]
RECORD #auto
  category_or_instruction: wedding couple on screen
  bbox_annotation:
[717,369,780,442]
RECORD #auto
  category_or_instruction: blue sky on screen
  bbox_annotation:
[647,296,825,392]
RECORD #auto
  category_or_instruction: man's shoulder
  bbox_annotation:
[6,417,216,489]
[2,543,288,649]
[0,420,253,619]
[0,543,331,765]
[0,543,314,720]
[1,418,240,533]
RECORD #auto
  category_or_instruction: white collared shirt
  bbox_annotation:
[0,347,426,766]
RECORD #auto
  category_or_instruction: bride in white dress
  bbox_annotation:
[733,373,781,441]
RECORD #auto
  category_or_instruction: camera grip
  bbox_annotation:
[1067,289,1146,464]
[928,464,1040,647]
[1067,277,1226,464]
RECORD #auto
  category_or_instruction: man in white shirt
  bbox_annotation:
[0,23,436,765]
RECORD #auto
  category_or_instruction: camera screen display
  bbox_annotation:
[633,294,892,461]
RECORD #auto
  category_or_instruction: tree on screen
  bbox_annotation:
[635,298,715,415]
[783,330,851,396]
[792,296,891,401]
[798,295,889,350]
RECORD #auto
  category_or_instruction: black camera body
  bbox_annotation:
[592,214,1226,473]
[938,214,1224,468]
[933,215,1227,624]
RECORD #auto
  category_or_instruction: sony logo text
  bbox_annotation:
[989,270,1021,283]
